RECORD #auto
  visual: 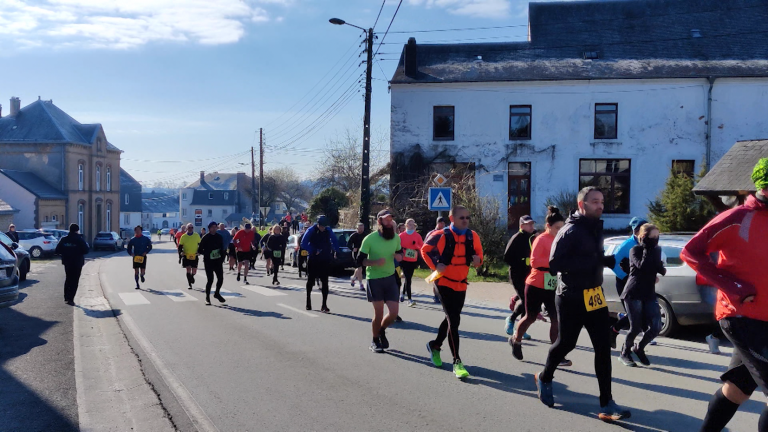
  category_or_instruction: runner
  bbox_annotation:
[348,222,367,290]
[425,217,447,304]
[297,228,308,279]
[300,215,340,312]
[504,215,535,337]
[228,226,239,271]
[608,217,648,349]
[177,223,202,290]
[264,225,287,285]
[175,226,184,246]
[233,223,256,285]
[399,218,423,306]
[397,223,406,235]
[200,227,207,237]
[260,229,273,275]
[218,223,232,269]
[55,223,89,306]
[292,216,299,234]
[127,225,152,290]
[534,187,630,421]
[358,210,403,353]
[421,205,483,379]
[197,221,226,305]
[249,228,262,271]
[682,158,768,432]
[618,223,665,367]
[280,220,291,271]
[509,206,570,366]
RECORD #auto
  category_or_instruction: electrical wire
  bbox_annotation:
[373,0,403,57]
[372,0,387,30]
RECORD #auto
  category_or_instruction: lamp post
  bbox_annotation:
[330,18,373,232]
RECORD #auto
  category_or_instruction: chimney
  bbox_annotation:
[200,171,205,182]
[9,97,20,117]
[0,104,2,118]
[405,37,418,78]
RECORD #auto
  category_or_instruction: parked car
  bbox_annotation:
[160,228,171,235]
[93,232,124,251]
[42,229,69,241]
[142,230,151,238]
[0,232,30,281]
[286,234,300,267]
[0,240,20,308]
[333,229,356,270]
[602,234,716,336]
[16,230,58,259]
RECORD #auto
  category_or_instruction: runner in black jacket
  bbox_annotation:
[503,215,535,336]
[197,221,226,305]
[534,187,631,422]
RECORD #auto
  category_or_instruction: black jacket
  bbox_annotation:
[198,232,225,263]
[504,230,534,277]
[5,231,19,243]
[622,244,667,301]
[348,232,365,251]
[55,233,90,267]
[267,234,287,264]
[549,212,615,297]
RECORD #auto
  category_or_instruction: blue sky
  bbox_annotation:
[0,0,533,187]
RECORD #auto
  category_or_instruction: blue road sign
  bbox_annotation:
[428,187,452,211]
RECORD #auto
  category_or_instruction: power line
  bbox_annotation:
[389,24,528,34]
[373,0,403,57]
[372,0,387,30]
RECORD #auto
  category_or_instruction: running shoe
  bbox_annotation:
[504,316,515,335]
[306,303,312,311]
[534,373,555,407]
[522,333,532,341]
[649,340,657,346]
[135,285,140,290]
[610,328,620,349]
[350,278,355,287]
[558,359,573,367]
[359,284,365,292]
[272,279,280,286]
[706,334,721,354]
[453,362,470,379]
[408,300,415,307]
[244,280,250,285]
[598,400,631,422]
[140,274,145,283]
[66,300,75,306]
[370,338,384,353]
[205,296,211,305]
[632,346,650,366]
[510,340,523,361]
[321,306,330,313]
[426,342,442,367]
[379,329,389,349]
[214,293,226,303]
[433,295,440,304]
[618,352,636,367]
[400,294,405,303]
[395,315,403,323]
[237,274,241,281]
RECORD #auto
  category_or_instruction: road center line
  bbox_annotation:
[277,303,319,317]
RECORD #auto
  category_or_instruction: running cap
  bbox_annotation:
[376,209,393,219]
[317,215,329,227]
[244,223,252,229]
[69,223,79,233]
[519,215,534,224]
[751,158,768,190]
[208,221,218,228]
[629,217,648,231]
[436,216,445,224]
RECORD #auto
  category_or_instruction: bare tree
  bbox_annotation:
[314,127,388,195]
[269,167,312,212]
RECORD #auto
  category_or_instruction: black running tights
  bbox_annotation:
[433,284,467,363]
[204,261,224,296]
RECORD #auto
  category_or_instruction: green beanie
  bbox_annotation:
[751,158,768,191]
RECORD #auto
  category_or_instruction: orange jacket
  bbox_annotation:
[421,227,483,292]
[525,232,555,289]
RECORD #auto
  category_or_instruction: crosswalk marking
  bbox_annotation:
[158,290,198,302]
[218,288,243,298]
[241,285,288,297]
[119,292,151,306]
[277,303,318,318]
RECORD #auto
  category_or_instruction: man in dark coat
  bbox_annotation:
[55,223,90,305]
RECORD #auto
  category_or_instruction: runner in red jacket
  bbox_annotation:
[681,158,768,432]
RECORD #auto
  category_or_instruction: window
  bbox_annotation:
[96,138,102,152]
[78,203,84,230]
[182,192,187,200]
[44,216,48,222]
[209,193,214,200]
[579,159,631,214]
[224,192,229,200]
[52,215,57,222]
[207,209,212,217]
[509,105,532,140]
[124,213,130,225]
[96,165,101,191]
[672,160,695,178]
[662,246,684,268]
[106,203,112,231]
[182,208,187,217]
[594,103,618,139]
[222,209,228,216]
[78,164,84,190]
[433,106,455,140]
[106,167,111,191]
[125,194,129,205]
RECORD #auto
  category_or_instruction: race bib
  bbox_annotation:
[544,273,558,291]
[583,287,607,312]
[186,253,197,260]
[300,250,308,257]
[272,251,282,258]
[209,249,221,260]
[133,256,144,264]
[404,249,417,259]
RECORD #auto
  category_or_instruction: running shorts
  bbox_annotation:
[719,317,768,396]
[132,256,147,270]
[236,251,252,262]
[366,274,399,303]
[182,257,199,268]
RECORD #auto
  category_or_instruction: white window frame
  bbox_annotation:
[96,165,101,191]
[209,193,214,200]
[106,203,111,231]
[78,164,84,190]
[182,208,187,216]
[124,213,130,225]
[182,192,187,200]
[78,204,84,230]
[106,167,111,191]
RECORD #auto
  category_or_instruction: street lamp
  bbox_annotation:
[330,17,374,233]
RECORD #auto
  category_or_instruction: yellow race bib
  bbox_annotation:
[133,256,144,264]
[300,250,308,257]
[583,287,607,312]
[186,253,197,260]
[544,273,558,291]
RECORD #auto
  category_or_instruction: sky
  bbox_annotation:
[0,0,534,187]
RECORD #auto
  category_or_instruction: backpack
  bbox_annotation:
[440,227,475,267]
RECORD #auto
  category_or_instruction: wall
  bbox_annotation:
[0,143,65,190]
[37,199,66,229]
[390,77,768,229]
[179,188,235,227]
[0,214,14,231]
[0,176,35,229]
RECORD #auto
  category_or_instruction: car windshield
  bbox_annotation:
[336,232,351,245]
[0,243,14,261]
[44,235,56,241]
[96,233,112,238]
[0,232,11,246]
[661,246,684,267]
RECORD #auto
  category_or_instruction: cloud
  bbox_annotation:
[0,0,288,49]
[406,0,511,18]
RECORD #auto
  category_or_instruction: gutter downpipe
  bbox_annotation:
[706,76,716,170]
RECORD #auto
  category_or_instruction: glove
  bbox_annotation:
[603,255,616,269]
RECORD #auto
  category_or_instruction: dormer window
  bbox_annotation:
[224,192,229,200]
[209,193,214,200]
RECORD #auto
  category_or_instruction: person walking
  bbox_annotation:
[682,158,768,432]
[618,223,665,367]
[608,217,648,349]
[534,187,631,422]
[504,215,536,337]
[265,225,287,285]
[249,228,261,271]
[421,205,483,379]
[509,207,570,366]
[233,223,256,284]
[127,226,152,290]
[300,215,340,313]
[218,223,232,265]
[425,216,447,304]
[358,210,403,352]
[198,221,226,305]
[398,218,423,306]
[178,223,202,290]
[5,224,19,243]
[348,222,367,291]
[55,223,89,305]
[228,226,239,271]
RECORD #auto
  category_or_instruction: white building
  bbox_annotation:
[389,0,768,229]
[142,193,182,230]
[179,171,253,229]
[119,169,142,236]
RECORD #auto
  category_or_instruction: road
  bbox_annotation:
[89,241,762,432]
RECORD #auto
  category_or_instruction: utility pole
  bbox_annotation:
[251,146,256,222]
[360,27,373,232]
[258,128,264,229]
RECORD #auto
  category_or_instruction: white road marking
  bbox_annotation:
[241,285,288,296]
[277,303,318,318]
[217,288,242,297]
[158,289,198,302]
[119,292,151,305]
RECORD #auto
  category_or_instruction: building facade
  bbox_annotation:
[142,193,182,230]
[179,171,253,227]
[389,0,768,229]
[0,170,67,230]
[119,169,143,236]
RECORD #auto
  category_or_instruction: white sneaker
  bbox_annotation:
[706,334,721,354]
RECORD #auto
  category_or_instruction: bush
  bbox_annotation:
[544,190,578,217]
[308,187,349,228]
[647,164,715,232]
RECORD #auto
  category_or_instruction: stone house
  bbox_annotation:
[0,169,67,230]
[0,198,19,231]
[179,171,253,228]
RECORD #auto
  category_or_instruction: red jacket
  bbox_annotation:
[681,194,768,321]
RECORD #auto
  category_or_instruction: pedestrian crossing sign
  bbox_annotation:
[428,187,452,211]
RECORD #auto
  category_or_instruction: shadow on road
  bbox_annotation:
[217,304,291,320]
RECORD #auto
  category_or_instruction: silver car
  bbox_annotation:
[0,240,20,308]
[93,231,124,251]
[603,235,717,336]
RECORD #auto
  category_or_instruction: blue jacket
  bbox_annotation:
[218,228,232,250]
[611,235,638,280]
[127,235,153,256]
[300,224,339,262]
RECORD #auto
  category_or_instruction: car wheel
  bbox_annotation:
[29,246,43,259]
[19,259,29,281]
[657,295,678,337]
[114,243,119,251]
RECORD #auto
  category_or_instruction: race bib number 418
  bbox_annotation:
[583,287,607,312]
